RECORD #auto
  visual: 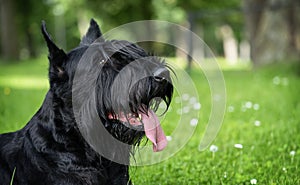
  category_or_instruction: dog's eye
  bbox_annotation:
[153,67,168,82]
[153,76,165,82]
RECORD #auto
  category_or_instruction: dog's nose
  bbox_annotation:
[153,68,168,82]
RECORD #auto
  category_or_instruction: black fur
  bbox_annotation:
[0,19,173,185]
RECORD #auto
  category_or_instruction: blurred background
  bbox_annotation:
[1,0,299,67]
[1,0,300,184]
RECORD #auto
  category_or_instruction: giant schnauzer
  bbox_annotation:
[0,19,173,184]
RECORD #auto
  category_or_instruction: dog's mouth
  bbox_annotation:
[108,108,167,152]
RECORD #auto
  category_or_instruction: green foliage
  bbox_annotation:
[175,0,244,55]
[1,59,299,184]
[2,0,243,59]
[177,0,241,12]
[152,0,186,22]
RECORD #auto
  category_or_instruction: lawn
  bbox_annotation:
[0,58,299,184]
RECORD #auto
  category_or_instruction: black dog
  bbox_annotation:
[0,19,173,185]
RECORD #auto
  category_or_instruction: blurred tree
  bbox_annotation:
[0,0,19,60]
[0,0,54,60]
[177,0,243,50]
[175,0,242,71]
[43,0,84,51]
[84,0,156,52]
[0,0,249,63]
[15,0,51,58]
[243,0,300,65]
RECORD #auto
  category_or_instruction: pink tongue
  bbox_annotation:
[108,110,168,152]
[142,110,168,152]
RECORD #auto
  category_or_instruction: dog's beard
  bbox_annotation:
[107,107,167,152]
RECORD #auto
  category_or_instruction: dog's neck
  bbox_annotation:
[34,90,131,163]
[39,91,76,132]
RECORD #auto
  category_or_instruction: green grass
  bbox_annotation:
[10,167,16,185]
[0,58,49,132]
[0,59,299,184]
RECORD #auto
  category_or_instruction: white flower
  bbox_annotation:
[209,145,218,153]
[245,101,253,109]
[282,167,287,173]
[290,150,296,156]
[250,179,257,184]
[190,118,198,127]
[253,104,260,110]
[273,76,280,85]
[166,136,172,141]
[254,120,261,127]
[223,172,227,178]
[182,94,189,101]
[228,106,235,112]
[234,144,243,149]
[193,102,201,110]
[183,106,190,113]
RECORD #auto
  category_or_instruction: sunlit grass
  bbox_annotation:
[0,58,48,89]
[0,76,48,89]
[167,57,252,71]
[0,58,48,132]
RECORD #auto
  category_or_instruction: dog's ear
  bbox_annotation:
[41,21,67,77]
[80,18,103,46]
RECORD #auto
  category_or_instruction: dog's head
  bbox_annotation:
[41,19,173,154]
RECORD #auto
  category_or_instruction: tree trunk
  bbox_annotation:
[243,0,300,66]
[0,0,19,60]
[219,25,238,65]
